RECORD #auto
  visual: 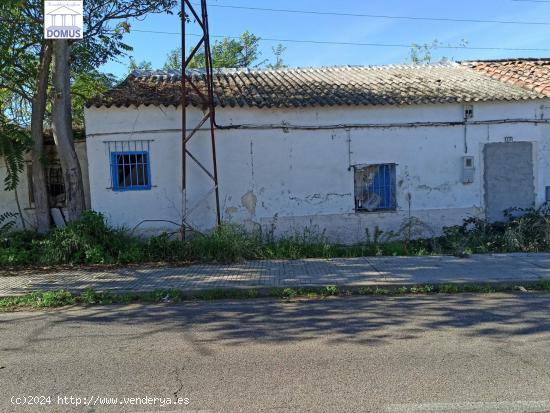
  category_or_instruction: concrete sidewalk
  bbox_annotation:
[1,253,550,296]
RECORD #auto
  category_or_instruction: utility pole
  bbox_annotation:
[180,0,221,238]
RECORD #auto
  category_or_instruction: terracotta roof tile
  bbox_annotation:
[464,58,550,97]
[86,63,546,109]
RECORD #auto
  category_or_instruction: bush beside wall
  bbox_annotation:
[1,207,550,267]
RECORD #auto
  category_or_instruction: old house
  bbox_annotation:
[3,59,550,243]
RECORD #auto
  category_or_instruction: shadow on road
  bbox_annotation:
[2,293,550,351]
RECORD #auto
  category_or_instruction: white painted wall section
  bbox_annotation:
[84,100,550,243]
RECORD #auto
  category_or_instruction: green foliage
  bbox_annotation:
[0,229,40,265]
[4,280,550,311]
[196,288,257,300]
[321,285,339,296]
[187,224,263,263]
[142,233,188,262]
[533,279,550,291]
[167,35,287,71]
[3,208,550,268]
[266,44,288,70]
[185,31,264,69]
[71,71,117,127]
[0,212,18,235]
[0,290,76,309]
[163,48,182,71]
[408,39,468,64]
[128,57,153,73]
[281,288,298,299]
[0,0,177,132]
[0,117,32,190]
[35,211,140,265]
[439,206,550,255]
[437,284,460,294]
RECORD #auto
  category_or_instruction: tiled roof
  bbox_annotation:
[86,63,546,109]
[464,58,550,96]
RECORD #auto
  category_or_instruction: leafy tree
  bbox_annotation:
[266,44,288,70]
[0,0,51,231]
[164,31,265,70]
[235,31,263,68]
[129,57,154,73]
[163,49,182,71]
[0,0,177,229]
[71,71,117,128]
[409,39,468,64]
[0,114,32,191]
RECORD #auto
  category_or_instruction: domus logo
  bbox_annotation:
[44,1,83,39]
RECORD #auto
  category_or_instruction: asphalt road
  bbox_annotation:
[2,293,550,413]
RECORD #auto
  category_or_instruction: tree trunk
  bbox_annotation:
[52,39,86,221]
[30,41,53,233]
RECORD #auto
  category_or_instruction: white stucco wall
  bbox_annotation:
[84,100,550,243]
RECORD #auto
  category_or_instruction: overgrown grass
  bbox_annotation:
[2,281,550,311]
[0,212,416,266]
[2,206,550,267]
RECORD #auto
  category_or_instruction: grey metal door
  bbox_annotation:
[484,142,535,222]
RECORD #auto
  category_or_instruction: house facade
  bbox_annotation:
[4,60,550,243]
[81,60,550,243]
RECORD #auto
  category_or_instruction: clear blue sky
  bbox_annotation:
[101,0,550,78]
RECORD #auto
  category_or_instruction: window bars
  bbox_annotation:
[27,163,66,207]
[47,165,65,201]
[354,164,396,211]
[105,140,152,191]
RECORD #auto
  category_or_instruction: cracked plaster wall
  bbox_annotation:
[84,100,550,242]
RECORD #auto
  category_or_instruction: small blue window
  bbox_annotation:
[355,164,396,211]
[110,151,151,191]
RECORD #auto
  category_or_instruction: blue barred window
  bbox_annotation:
[110,151,151,191]
[354,164,396,211]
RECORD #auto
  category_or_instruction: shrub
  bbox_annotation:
[35,211,142,265]
[143,233,188,262]
[439,206,550,255]
[3,207,550,268]
[0,212,17,235]
[187,224,263,263]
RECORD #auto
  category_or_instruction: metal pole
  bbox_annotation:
[201,0,221,226]
[180,0,221,233]
[181,0,187,237]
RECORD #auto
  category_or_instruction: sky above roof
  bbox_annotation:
[100,0,550,78]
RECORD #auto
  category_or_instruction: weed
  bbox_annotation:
[534,279,550,291]
[3,208,550,267]
[195,288,256,300]
[321,285,339,296]
[0,290,76,309]
[281,288,298,299]
[438,284,460,294]
[357,287,374,295]
[3,279,550,311]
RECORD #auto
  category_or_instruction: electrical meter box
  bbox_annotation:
[462,156,475,184]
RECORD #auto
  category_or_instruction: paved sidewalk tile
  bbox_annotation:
[1,253,549,296]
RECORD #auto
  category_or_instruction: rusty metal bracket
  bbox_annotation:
[181,0,221,236]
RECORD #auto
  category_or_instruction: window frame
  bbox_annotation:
[354,163,397,212]
[110,150,152,192]
[27,162,66,207]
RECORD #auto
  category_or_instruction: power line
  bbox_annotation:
[130,29,550,52]
[189,2,550,26]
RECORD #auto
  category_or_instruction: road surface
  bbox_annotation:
[2,293,550,412]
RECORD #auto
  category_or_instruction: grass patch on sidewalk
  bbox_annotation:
[2,280,550,311]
